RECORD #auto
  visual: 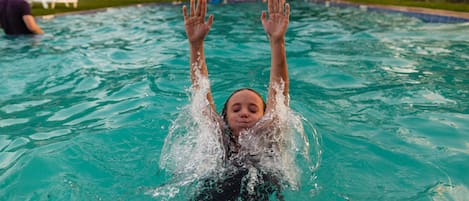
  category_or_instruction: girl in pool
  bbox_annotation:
[183,0,290,200]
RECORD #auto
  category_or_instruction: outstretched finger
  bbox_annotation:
[201,0,206,19]
[190,0,195,17]
[273,0,278,13]
[285,3,290,17]
[195,0,199,16]
[183,5,188,21]
[268,0,273,14]
[280,0,285,14]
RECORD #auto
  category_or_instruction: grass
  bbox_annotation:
[31,0,175,16]
[31,0,469,16]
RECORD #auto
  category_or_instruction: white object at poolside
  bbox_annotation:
[28,0,78,9]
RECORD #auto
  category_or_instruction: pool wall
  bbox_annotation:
[309,0,469,23]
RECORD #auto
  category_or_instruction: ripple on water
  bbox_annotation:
[0,100,51,114]
[0,149,26,170]
[30,129,72,141]
[47,102,97,122]
[73,76,102,93]
[0,118,29,128]
[293,65,366,89]
[0,135,12,151]
[2,137,29,152]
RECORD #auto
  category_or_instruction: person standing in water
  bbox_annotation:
[183,0,290,200]
[0,0,44,35]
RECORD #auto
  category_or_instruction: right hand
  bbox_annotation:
[183,0,214,46]
[261,0,290,42]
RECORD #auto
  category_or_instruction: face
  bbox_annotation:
[225,90,265,136]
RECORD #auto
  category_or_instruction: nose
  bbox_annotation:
[239,108,249,118]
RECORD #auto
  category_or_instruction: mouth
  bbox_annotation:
[237,121,251,127]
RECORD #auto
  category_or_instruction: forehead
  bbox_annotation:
[228,90,264,106]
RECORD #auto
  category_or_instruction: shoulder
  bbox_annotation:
[21,1,32,15]
[7,0,31,15]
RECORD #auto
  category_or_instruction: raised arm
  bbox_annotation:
[183,0,215,111]
[261,0,290,113]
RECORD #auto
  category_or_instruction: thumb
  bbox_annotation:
[261,11,267,25]
[207,14,214,27]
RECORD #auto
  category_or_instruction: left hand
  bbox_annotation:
[261,0,290,42]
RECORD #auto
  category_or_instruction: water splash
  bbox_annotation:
[153,62,321,200]
[158,55,225,180]
[237,82,322,193]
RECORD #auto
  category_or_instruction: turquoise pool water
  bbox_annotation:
[1,2,469,200]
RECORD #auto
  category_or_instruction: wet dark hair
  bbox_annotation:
[221,88,266,126]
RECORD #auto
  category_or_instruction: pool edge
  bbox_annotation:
[311,0,469,23]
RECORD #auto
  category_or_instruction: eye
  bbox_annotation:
[249,105,259,113]
[232,105,241,113]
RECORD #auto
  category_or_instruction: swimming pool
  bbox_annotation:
[1,1,468,200]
